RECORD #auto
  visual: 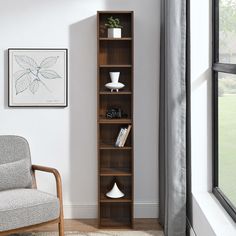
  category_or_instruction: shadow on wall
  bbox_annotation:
[4,50,9,109]
[69,15,97,216]
[191,69,211,91]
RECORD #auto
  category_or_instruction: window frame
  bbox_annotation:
[212,0,236,222]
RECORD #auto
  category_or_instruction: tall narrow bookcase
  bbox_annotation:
[97,11,134,228]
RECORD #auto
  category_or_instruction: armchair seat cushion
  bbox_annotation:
[0,189,60,232]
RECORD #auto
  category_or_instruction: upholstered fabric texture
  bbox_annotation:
[0,135,31,164]
[0,158,32,191]
[0,135,33,190]
[0,189,60,231]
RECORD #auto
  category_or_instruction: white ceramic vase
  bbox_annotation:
[108,28,122,38]
[106,182,125,198]
[109,72,120,83]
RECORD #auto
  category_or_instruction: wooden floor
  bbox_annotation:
[33,219,163,232]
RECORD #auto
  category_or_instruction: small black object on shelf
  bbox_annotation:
[106,106,128,119]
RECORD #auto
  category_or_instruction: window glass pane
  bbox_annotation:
[218,72,236,205]
[219,0,236,63]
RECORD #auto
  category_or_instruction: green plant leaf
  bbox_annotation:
[105,16,122,28]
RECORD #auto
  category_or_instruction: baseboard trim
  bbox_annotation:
[63,202,159,219]
[64,204,96,219]
[134,202,159,218]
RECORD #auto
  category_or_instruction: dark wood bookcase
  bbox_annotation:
[97,11,134,228]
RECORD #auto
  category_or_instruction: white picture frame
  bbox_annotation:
[8,48,68,107]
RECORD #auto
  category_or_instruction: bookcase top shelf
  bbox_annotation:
[99,38,132,41]
[98,11,133,14]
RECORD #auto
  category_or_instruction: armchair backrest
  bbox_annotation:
[0,135,33,191]
[0,135,31,164]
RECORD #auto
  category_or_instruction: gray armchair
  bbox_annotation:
[0,136,64,236]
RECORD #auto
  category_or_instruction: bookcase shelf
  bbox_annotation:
[100,199,132,203]
[99,67,132,93]
[99,119,132,124]
[100,168,132,176]
[100,219,132,228]
[100,144,132,150]
[99,37,132,41]
[99,91,132,95]
[99,65,132,68]
[97,11,134,229]
[100,194,132,203]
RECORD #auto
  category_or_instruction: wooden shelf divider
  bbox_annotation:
[99,91,132,95]
[99,37,132,41]
[100,144,132,150]
[100,194,132,203]
[99,65,132,68]
[100,167,132,176]
[99,119,132,124]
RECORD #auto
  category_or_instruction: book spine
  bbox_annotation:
[115,128,125,147]
[120,125,132,147]
[118,128,127,147]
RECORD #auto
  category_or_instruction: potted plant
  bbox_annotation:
[105,16,123,38]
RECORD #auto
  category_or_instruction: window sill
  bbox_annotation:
[192,192,236,236]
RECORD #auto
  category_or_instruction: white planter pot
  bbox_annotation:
[109,72,120,83]
[108,28,122,38]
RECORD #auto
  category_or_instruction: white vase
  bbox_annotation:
[109,72,120,83]
[108,28,122,38]
[106,182,125,198]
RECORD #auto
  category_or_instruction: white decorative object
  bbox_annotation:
[105,82,125,92]
[106,182,125,199]
[109,72,120,83]
[105,71,125,92]
[108,28,121,38]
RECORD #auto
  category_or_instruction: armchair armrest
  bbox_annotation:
[31,165,64,233]
[31,165,63,201]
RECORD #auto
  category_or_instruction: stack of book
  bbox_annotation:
[115,125,132,147]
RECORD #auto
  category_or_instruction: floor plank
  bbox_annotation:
[32,219,163,232]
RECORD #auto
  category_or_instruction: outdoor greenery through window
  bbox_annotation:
[219,0,236,63]
[213,0,236,220]
[218,72,236,206]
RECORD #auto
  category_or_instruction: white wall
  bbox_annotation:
[0,0,160,218]
[191,0,214,234]
[191,0,212,195]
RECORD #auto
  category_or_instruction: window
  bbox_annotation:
[213,0,236,221]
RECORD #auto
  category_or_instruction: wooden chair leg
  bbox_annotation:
[58,216,64,236]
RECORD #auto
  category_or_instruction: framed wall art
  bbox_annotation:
[8,48,68,107]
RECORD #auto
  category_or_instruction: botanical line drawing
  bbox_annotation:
[13,55,62,95]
